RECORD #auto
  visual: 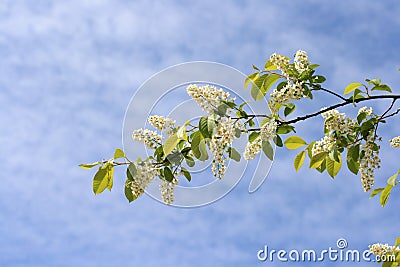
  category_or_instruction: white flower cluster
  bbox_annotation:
[132,129,162,149]
[268,81,304,114]
[269,53,290,76]
[210,117,238,179]
[321,109,356,135]
[358,106,373,116]
[294,50,309,73]
[186,84,234,115]
[244,119,277,160]
[129,161,159,199]
[159,177,179,205]
[369,243,400,259]
[360,134,381,192]
[390,136,400,148]
[311,135,335,156]
[148,115,175,134]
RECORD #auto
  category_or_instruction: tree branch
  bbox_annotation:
[281,95,400,125]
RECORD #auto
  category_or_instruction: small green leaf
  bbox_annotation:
[264,59,277,71]
[326,155,342,178]
[185,157,195,167]
[163,134,180,158]
[262,141,274,161]
[277,125,295,134]
[273,135,283,147]
[127,163,137,181]
[114,148,125,159]
[294,150,306,171]
[344,82,362,95]
[79,162,100,170]
[371,84,392,93]
[248,132,260,143]
[93,164,113,194]
[234,128,241,138]
[395,237,400,247]
[261,74,280,94]
[284,136,307,150]
[199,116,215,139]
[369,188,384,199]
[124,179,137,203]
[387,172,399,186]
[164,167,174,182]
[313,75,326,83]
[191,131,208,161]
[228,147,241,162]
[380,184,393,207]
[309,152,327,169]
[244,72,259,90]
[284,103,296,117]
[250,74,267,101]
[177,125,188,140]
[181,168,191,182]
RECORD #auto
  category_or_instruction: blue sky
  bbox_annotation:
[1,1,400,266]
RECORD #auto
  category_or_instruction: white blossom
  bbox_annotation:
[210,118,238,179]
[129,161,159,198]
[268,81,304,114]
[369,243,400,259]
[132,128,162,149]
[186,84,234,115]
[390,136,400,148]
[159,177,179,205]
[244,119,276,160]
[360,134,381,192]
[269,53,290,76]
[321,109,356,135]
[358,106,373,116]
[148,115,175,134]
[312,135,335,156]
[294,50,309,73]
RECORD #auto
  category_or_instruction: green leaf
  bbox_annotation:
[309,152,327,169]
[284,136,307,150]
[181,168,192,182]
[372,84,392,93]
[313,75,326,83]
[244,72,259,90]
[277,125,295,134]
[366,78,381,86]
[264,59,277,71]
[262,141,274,161]
[127,163,137,180]
[316,159,326,173]
[344,82,362,95]
[164,167,174,182]
[380,184,393,207]
[248,132,260,143]
[124,179,137,203]
[234,128,241,138]
[326,155,342,178]
[387,171,399,186]
[284,103,296,117]
[79,162,100,170]
[250,74,267,101]
[294,150,306,171]
[199,116,215,139]
[191,131,208,161]
[114,148,125,159]
[185,157,195,167]
[177,125,188,140]
[228,147,241,162]
[261,74,280,94]
[163,134,179,159]
[252,64,259,71]
[93,164,113,194]
[395,237,400,248]
[369,188,384,199]
[273,135,283,147]
[346,158,359,175]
